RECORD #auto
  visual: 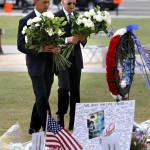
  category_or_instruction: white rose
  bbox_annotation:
[103,11,110,17]
[125,94,128,98]
[45,28,54,36]
[35,23,40,27]
[32,17,42,23]
[106,18,111,25]
[110,93,123,101]
[42,11,54,19]
[22,25,27,34]
[110,93,118,100]
[97,10,102,15]
[87,22,94,29]
[82,18,88,24]
[25,36,28,43]
[76,18,82,25]
[83,11,91,18]
[103,16,111,25]
[121,80,126,88]
[117,95,123,101]
[89,9,96,16]
[78,14,84,19]
[113,28,127,37]
[27,18,33,26]
[84,19,94,29]
[93,15,103,22]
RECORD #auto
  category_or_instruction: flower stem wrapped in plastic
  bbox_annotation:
[22,11,71,72]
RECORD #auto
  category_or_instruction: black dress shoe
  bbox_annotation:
[28,128,39,134]
[57,114,64,127]
[68,122,74,131]
[68,125,73,131]
[69,118,74,131]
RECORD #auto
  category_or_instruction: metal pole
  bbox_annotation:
[116,6,119,16]
[0,29,3,54]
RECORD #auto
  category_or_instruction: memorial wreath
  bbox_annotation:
[106,28,135,101]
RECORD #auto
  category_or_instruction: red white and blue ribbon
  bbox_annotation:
[126,24,150,89]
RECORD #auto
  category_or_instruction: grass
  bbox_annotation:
[0,15,150,143]
[0,16,150,45]
[0,72,150,143]
[0,16,21,45]
[89,18,150,46]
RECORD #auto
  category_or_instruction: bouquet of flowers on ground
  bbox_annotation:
[62,5,112,59]
[130,122,149,150]
[22,11,71,72]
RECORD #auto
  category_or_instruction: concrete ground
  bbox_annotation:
[0,45,106,73]
[0,45,150,74]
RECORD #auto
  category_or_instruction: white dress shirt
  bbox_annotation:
[63,8,74,44]
[34,8,41,17]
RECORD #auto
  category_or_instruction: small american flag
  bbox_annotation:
[45,115,83,150]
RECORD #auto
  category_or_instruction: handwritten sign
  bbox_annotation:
[72,100,135,150]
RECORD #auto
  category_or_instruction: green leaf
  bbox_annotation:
[61,21,67,26]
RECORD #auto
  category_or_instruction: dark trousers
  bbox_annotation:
[30,70,54,131]
[57,58,81,125]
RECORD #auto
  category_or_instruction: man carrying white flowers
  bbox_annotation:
[17,0,60,134]
[54,0,87,131]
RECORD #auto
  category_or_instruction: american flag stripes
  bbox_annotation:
[45,132,62,150]
[45,115,83,150]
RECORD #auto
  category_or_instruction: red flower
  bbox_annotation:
[106,35,121,96]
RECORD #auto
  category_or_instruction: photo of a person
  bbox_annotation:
[87,110,105,139]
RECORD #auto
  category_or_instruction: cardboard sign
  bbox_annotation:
[113,0,122,4]
[72,100,135,150]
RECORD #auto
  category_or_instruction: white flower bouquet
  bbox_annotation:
[22,11,71,72]
[83,5,111,34]
[62,6,111,59]
[62,9,95,59]
[71,13,95,37]
[130,122,149,150]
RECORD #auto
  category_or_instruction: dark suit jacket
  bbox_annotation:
[54,9,86,69]
[17,10,53,76]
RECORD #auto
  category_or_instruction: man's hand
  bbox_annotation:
[79,35,87,43]
[52,47,61,54]
[43,45,61,54]
[43,45,55,53]
[67,36,79,44]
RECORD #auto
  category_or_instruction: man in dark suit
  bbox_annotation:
[17,0,60,134]
[54,0,87,130]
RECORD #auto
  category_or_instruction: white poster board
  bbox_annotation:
[32,132,45,150]
[72,100,135,150]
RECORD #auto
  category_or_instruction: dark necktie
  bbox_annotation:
[68,14,74,55]
[68,13,72,25]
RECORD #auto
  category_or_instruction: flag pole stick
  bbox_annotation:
[44,110,49,149]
